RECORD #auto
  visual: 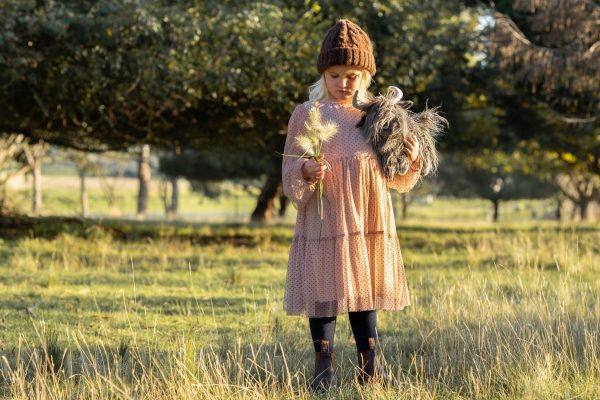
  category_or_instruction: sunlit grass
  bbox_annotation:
[0,222,599,398]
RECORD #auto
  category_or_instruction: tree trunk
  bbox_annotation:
[251,173,281,222]
[579,198,591,221]
[555,193,564,221]
[137,144,151,217]
[32,160,42,215]
[0,185,7,214]
[278,195,289,218]
[570,200,578,221]
[170,177,179,216]
[492,198,500,222]
[401,194,409,220]
[79,171,89,218]
[22,140,46,216]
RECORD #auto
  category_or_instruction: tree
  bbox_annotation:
[159,177,179,218]
[0,1,325,220]
[159,148,284,221]
[0,0,491,221]
[136,144,151,217]
[489,0,598,120]
[512,137,599,220]
[168,0,487,220]
[486,0,600,220]
[63,150,103,218]
[0,0,195,150]
[0,134,28,213]
[98,152,129,216]
[438,153,556,222]
[158,146,182,218]
[21,140,48,215]
[178,2,330,220]
[556,172,599,221]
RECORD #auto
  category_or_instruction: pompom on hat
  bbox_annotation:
[317,19,376,76]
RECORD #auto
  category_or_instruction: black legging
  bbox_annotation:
[309,310,377,352]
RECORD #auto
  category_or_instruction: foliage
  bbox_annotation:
[489,0,598,119]
[0,0,195,149]
[0,0,485,151]
[0,0,326,151]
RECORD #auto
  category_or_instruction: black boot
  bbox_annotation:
[310,339,336,391]
[357,337,385,384]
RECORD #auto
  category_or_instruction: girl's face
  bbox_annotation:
[324,65,363,103]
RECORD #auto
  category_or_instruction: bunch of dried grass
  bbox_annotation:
[281,106,338,238]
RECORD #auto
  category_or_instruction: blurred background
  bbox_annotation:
[0,0,597,225]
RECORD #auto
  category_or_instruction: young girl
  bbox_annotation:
[281,19,422,390]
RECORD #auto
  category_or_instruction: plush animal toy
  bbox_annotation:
[353,86,447,179]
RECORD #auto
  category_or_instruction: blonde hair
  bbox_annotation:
[308,70,372,102]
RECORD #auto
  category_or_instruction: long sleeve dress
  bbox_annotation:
[282,99,422,318]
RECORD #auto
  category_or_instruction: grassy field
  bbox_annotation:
[7,177,260,221]
[0,219,599,399]
[6,175,564,224]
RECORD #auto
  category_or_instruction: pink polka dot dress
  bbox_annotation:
[282,99,423,318]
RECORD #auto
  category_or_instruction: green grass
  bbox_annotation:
[396,196,558,223]
[9,186,259,219]
[0,221,599,398]
[8,175,565,223]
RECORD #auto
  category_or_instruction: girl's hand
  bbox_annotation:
[301,156,327,182]
[404,136,420,162]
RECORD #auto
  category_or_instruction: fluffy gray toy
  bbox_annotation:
[353,86,447,179]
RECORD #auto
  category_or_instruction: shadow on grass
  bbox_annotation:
[0,215,296,245]
[3,215,598,247]
[0,292,266,316]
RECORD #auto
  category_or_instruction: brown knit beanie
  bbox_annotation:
[317,19,376,76]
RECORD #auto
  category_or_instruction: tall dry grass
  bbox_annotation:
[2,295,599,399]
[1,224,599,399]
